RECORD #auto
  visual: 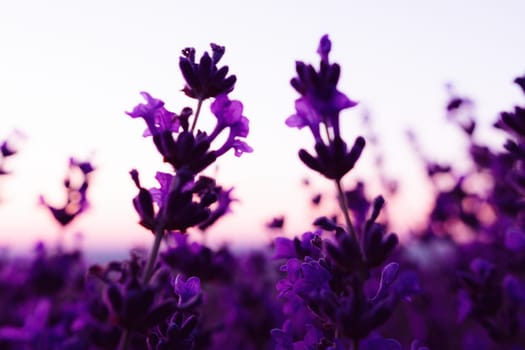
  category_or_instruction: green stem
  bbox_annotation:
[141,226,164,285]
[118,167,183,350]
[141,172,182,285]
[335,178,356,240]
[190,98,204,133]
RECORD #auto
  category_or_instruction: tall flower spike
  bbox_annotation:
[287,34,363,181]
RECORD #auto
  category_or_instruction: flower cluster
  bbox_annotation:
[272,35,421,350]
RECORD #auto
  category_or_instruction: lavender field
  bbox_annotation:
[1,32,525,350]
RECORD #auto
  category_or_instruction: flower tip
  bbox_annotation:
[129,169,141,187]
[317,34,332,61]
[210,43,225,63]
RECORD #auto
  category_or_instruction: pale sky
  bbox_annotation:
[1,0,525,256]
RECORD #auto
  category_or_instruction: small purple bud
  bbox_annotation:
[317,34,332,62]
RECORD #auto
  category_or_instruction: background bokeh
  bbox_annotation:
[1,0,524,258]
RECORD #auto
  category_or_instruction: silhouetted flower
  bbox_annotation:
[179,43,236,100]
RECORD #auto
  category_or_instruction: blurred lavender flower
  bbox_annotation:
[39,157,94,227]
[0,130,24,178]
[267,216,285,230]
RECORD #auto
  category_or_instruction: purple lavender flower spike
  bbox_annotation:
[287,35,365,181]
[39,157,94,227]
[288,34,357,138]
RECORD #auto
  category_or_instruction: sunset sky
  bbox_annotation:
[1,0,525,258]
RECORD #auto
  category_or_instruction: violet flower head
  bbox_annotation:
[286,34,357,141]
[179,43,237,100]
[287,35,365,181]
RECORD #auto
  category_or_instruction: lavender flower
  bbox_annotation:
[39,157,94,227]
[286,34,357,141]
[179,44,236,100]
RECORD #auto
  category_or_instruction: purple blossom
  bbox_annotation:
[294,257,332,299]
[172,275,202,309]
[126,91,166,133]
[209,94,253,158]
[149,171,175,207]
[273,231,323,260]
[210,93,244,130]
